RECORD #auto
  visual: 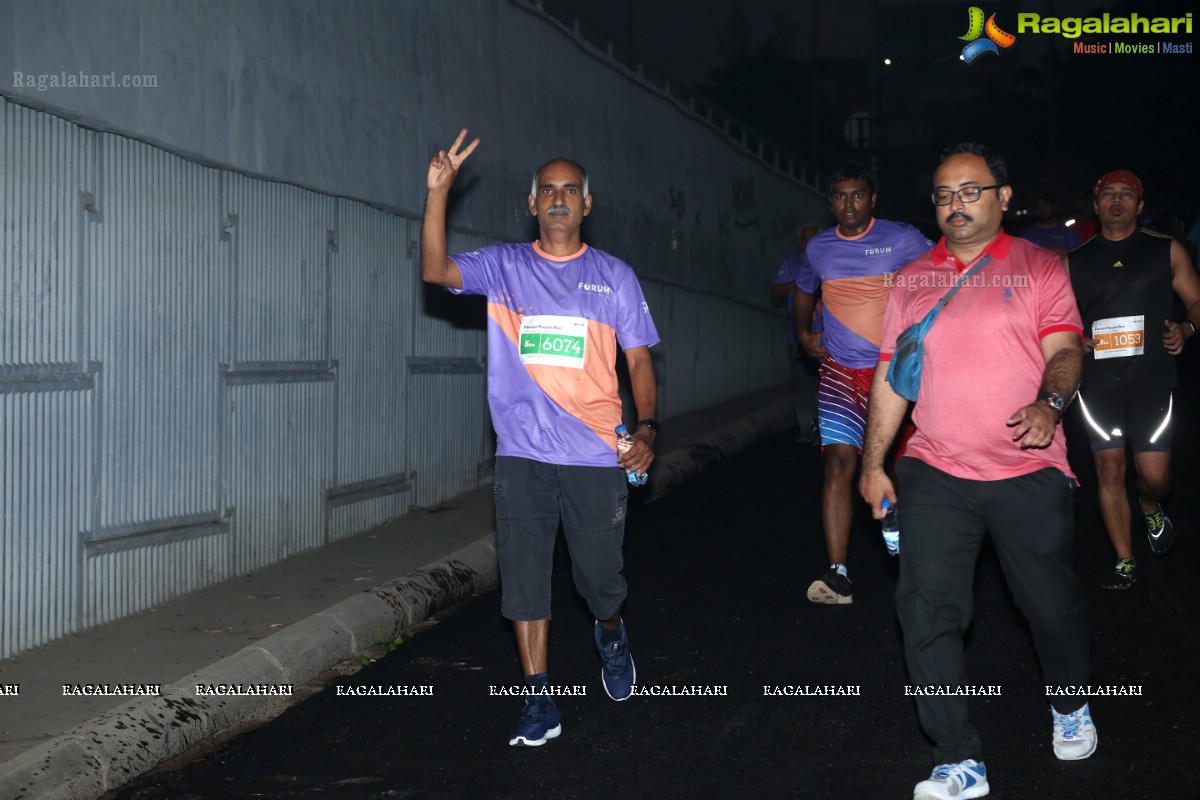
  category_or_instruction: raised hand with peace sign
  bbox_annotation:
[426,128,480,194]
[420,129,479,289]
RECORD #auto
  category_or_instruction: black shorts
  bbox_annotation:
[493,456,629,622]
[1075,388,1173,453]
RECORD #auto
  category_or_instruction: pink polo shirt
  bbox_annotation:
[879,233,1082,481]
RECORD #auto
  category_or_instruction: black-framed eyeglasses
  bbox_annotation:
[931,185,1000,206]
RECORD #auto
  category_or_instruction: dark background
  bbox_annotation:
[549,0,1199,236]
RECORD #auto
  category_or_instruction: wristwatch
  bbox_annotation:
[1039,392,1066,419]
[637,418,658,434]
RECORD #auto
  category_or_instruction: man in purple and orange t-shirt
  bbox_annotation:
[860,143,1094,799]
[421,130,659,748]
[791,161,933,605]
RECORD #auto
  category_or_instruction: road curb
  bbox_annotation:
[0,398,793,798]
[0,537,499,800]
[646,397,794,502]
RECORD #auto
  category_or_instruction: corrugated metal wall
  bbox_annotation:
[83,133,228,627]
[0,96,791,659]
[405,229,492,510]
[2,101,94,656]
[327,204,412,541]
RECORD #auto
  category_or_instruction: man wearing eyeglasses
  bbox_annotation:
[792,161,933,605]
[1066,171,1200,590]
[860,143,1094,799]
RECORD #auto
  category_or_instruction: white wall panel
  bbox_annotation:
[228,381,333,572]
[0,390,90,656]
[225,174,333,365]
[88,134,224,531]
[332,203,411,485]
[0,101,88,366]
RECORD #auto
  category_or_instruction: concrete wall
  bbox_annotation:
[1,0,825,298]
[0,0,825,658]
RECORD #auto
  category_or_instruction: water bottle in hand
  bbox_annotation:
[881,497,899,556]
[615,424,648,486]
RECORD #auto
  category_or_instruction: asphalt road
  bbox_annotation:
[108,369,1200,799]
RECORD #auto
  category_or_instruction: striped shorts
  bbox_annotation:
[817,357,874,449]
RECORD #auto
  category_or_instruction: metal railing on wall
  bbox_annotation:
[517,0,824,192]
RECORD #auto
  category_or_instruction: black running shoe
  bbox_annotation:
[1142,500,1175,556]
[806,566,853,605]
[1100,558,1137,590]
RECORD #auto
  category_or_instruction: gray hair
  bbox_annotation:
[530,159,590,198]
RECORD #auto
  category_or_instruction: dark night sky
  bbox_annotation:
[551,0,1199,226]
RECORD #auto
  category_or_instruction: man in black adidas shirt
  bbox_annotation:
[1067,170,1200,589]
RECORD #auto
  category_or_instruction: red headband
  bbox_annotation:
[1093,170,1143,198]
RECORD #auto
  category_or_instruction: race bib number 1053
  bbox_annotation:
[1092,315,1144,360]
[519,315,588,369]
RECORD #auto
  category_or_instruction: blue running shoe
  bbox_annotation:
[594,620,636,701]
[913,759,989,799]
[1051,703,1098,760]
[508,698,561,747]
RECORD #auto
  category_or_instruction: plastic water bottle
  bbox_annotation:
[615,424,648,486]
[881,497,899,556]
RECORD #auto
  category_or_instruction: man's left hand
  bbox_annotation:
[618,427,655,478]
[1006,403,1059,449]
[1163,319,1190,355]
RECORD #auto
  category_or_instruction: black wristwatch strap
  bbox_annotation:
[637,418,658,433]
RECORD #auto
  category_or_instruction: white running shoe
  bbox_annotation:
[1051,703,1098,760]
[913,759,989,799]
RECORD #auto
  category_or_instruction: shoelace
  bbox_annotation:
[1057,711,1084,740]
[931,762,978,783]
[1145,509,1163,534]
[519,699,546,724]
[600,640,628,675]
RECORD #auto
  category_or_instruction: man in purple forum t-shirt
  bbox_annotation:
[792,161,934,606]
[421,129,659,747]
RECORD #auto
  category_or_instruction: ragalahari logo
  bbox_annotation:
[959,7,1017,62]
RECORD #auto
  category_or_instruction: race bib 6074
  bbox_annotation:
[519,315,588,369]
